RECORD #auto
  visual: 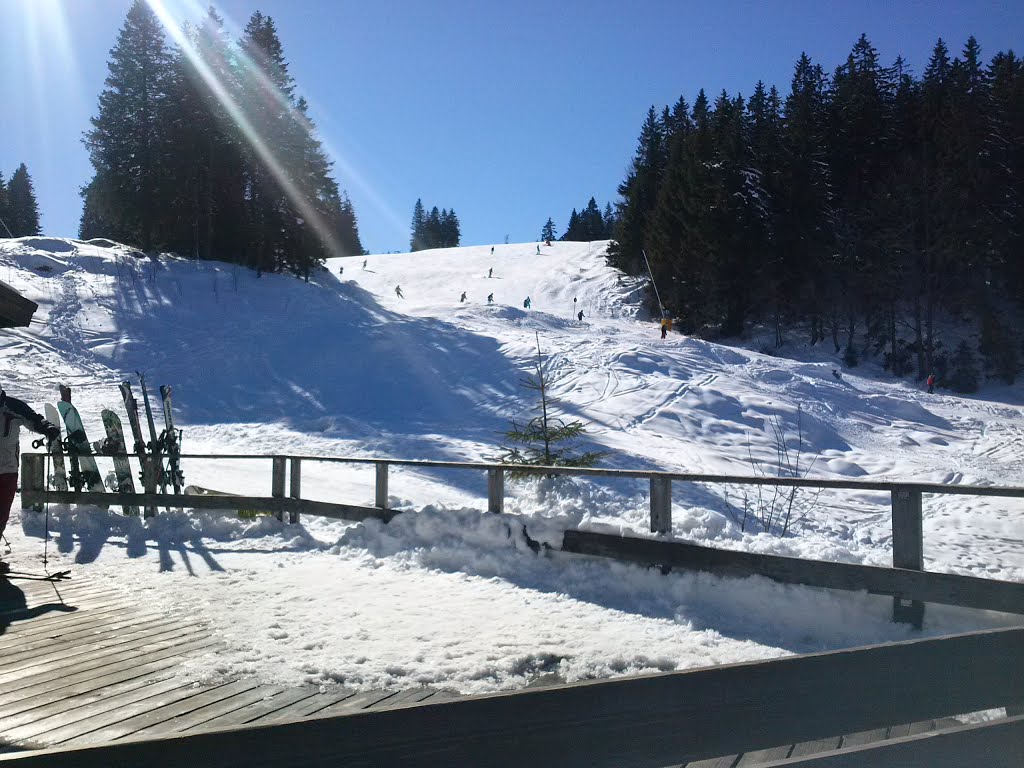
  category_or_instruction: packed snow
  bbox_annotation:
[1,236,1022,694]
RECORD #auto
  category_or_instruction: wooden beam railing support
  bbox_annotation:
[488,468,503,514]
[20,454,45,508]
[1,627,1019,768]
[375,462,388,510]
[271,457,286,522]
[891,487,924,627]
[142,456,158,518]
[289,458,301,525]
[650,477,671,534]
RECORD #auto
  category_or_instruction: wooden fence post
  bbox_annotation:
[650,477,672,534]
[375,462,388,509]
[142,456,158,518]
[289,458,301,525]
[20,454,45,509]
[892,487,924,627]
[488,469,504,514]
[272,457,286,522]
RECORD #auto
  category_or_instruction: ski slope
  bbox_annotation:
[1,236,1022,694]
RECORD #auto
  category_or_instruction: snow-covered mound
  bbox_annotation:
[1,235,1022,694]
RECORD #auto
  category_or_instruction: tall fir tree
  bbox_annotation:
[607,106,666,272]
[81,0,172,250]
[0,171,8,236]
[410,198,426,250]
[6,164,41,237]
[541,217,557,242]
[441,208,461,247]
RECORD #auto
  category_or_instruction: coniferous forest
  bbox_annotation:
[410,199,461,251]
[80,1,364,279]
[608,35,1024,386]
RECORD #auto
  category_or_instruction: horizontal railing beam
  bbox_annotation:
[0,627,1020,768]
[20,489,395,523]
[24,453,1024,498]
[562,529,1024,615]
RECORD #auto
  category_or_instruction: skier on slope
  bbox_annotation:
[578,309,584,322]
[460,291,467,303]
[395,285,404,299]
[0,388,60,572]
[487,293,494,304]
[488,268,493,278]
[927,372,936,394]
[523,297,531,309]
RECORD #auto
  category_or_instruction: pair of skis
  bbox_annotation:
[118,373,183,515]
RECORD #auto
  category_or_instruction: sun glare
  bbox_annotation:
[16,0,80,146]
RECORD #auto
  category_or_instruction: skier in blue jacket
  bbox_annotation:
[0,388,59,571]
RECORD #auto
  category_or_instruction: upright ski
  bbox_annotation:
[101,408,139,516]
[158,385,184,494]
[119,381,155,517]
[136,372,167,495]
[42,403,68,492]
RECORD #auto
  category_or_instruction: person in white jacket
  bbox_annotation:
[0,388,59,571]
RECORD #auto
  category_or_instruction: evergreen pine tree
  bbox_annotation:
[0,172,8,236]
[6,164,41,237]
[410,198,426,250]
[441,208,461,247]
[498,334,607,476]
[602,203,615,238]
[561,209,580,241]
[541,217,556,242]
[82,0,172,250]
[580,197,604,240]
[426,206,442,248]
[607,106,666,272]
[163,7,246,260]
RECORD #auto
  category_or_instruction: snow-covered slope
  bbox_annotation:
[1,236,1022,693]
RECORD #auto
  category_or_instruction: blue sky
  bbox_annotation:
[1,0,1022,254]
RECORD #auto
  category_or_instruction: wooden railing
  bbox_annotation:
[0,626,1021,767]
[21,452,1024,624]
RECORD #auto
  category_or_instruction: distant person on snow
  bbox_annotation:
[536,244,540,255]
[363,259,367,269]
[0,388,60,572]
[490,247,494,256]
[523,297,531,309]
[487,293,494,304]
[578,309,584,322]
[395,285,404,299]
[660,316,672,339]
[488,268,493,278]
[460,291,467,303]
[927,372,936,394]
[338,266,343,275]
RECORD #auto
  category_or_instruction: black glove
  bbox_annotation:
[42,422,61,443]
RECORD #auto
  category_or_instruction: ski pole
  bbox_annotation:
[641,249,665,316]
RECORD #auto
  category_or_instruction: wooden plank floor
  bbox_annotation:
[0,570,462,754]
[0,568,973,764]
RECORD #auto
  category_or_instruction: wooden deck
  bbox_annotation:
[0,570,983,764]
[0,571,461,753]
